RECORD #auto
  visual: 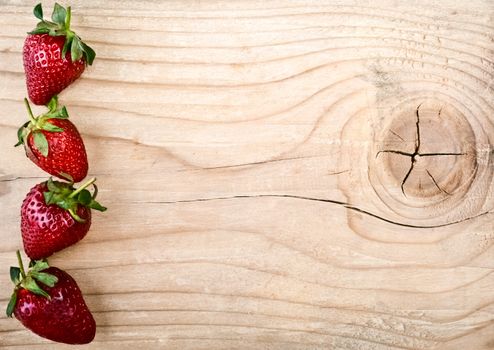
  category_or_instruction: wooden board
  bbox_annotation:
[1,0,493,348]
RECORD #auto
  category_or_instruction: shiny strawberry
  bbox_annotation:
[16,96,88,183]
[24,3,95,105]
[21,177,106,260]
[6,251,96,344]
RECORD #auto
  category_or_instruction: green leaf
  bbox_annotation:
[15,129,24,147]
[78,189,92,205]
[43,190,55,205]
[58,200,75,211]
[60,185,74,196]
[33,3,43,20]
[46,177,60,193]
[60,106,69,119]
[30,260,49,273]
[6,291,17,317]
[28,20,58,35]
[41,122,63,132]
[15,122,29,147]
[33,131,48,157]
[41,21,60,29]
[31,272,58,287]
[62,35,72,58]
[52,29,67,37]
[49,106,69,120]
[10,267,20,284]
[28,27,50,35]
[80,41,96,66]
[88,199,107,212]
[51,3,66,26]
[71,35,83,62]
[46,96,58,112]
[23,277,50,298]
[65,6,71,28]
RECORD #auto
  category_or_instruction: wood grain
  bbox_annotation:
[1,0,494,348]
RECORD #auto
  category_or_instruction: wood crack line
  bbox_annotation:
[133,194,492,229]
[0,175,47,182]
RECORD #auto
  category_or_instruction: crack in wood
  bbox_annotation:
[376,150,414,158]
[390,129,405,141]
[0,175,47,182]
[415,103,422,153]
[399,103,423,196]
[134,194,492,229]
[420,152,465,157]
[401,161,415,197]
[426,169,451,195]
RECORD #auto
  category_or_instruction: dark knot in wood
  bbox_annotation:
[376,104,465,197]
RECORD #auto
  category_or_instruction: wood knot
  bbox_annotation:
[374,103,476,200]
[338,96,492,227]
[365,100,486,223]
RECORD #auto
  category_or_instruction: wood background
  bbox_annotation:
[0,0,494,349]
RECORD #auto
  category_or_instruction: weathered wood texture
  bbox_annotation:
[1,0,494,349]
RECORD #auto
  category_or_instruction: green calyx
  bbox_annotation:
[29,3,95,65]
[43,177,107,223]
[15,96,69,157]
[6,250,58,317]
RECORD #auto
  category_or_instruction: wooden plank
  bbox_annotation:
[0,0,493,348]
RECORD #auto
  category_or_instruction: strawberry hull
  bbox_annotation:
[14,267,96,344]
[23,34,85,105]
[21,182,91,260]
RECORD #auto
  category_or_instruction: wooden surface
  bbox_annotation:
[1,0,494,349]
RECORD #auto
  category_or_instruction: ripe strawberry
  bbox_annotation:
[16,96,88,183]
[21,177,106,260]
[24,3,95,105]
[6,251,96,344]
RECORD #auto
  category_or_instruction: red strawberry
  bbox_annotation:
[21,177,106,260]
[7,251,96,344]
[24,3,95,105]
[16,96,88,183]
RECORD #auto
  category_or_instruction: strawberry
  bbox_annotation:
[21,177,106,260]
[16,96,88,183]
[24,3,95,105]
[6,251,96,344]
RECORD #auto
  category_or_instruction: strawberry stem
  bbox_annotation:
[24,98,37,125]
[16,250,26,279]
[69,177,96,198]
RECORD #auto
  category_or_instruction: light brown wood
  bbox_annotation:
[1,0,493,349]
